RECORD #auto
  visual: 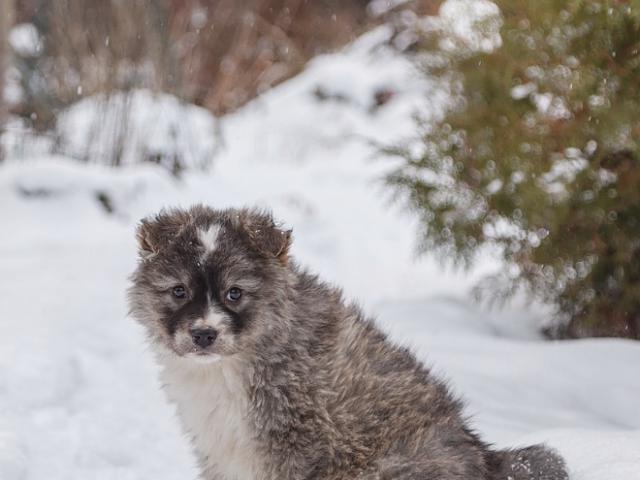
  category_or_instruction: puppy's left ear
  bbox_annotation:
[238,209,292,264]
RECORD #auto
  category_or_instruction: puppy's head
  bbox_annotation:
[128,206,292,363]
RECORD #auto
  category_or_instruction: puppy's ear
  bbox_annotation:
[136,219,158,257]
[237,209,292,264]
[135,209,191,257]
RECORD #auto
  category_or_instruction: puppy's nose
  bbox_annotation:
[190,328,218,348]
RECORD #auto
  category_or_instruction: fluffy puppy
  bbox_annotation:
[128,205,569,480]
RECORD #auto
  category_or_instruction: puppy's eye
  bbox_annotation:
[172,285,187,299]
[226,287,242,302]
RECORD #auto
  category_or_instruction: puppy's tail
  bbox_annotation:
[486,444,569,480]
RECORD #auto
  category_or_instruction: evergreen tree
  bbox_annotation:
[389,0,640,338]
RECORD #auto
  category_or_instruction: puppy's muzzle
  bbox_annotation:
[190,328,218,349]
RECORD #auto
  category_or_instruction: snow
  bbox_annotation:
[511,82,537,100]
[55,90,220,170]
[437,0,503,53]
[8,23,42,57]
[367,0,412,17]
[1,3,639,480]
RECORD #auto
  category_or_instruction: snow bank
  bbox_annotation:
[55,89,220,170]
[1,5,639,480]
[2,90,220,172]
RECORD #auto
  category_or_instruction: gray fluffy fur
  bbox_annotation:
[128,205,569,480]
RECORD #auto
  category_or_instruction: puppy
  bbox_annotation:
[128,205,569,480]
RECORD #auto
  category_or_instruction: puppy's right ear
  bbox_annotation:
[136,219,158,258]
[135,209,192,257]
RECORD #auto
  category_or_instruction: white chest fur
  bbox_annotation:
[159,356,263,480]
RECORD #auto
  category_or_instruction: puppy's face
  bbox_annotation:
[128,206,292,363]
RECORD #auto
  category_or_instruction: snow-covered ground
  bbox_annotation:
[1,13,640,480]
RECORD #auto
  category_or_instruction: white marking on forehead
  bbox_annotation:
[198,224,221,256]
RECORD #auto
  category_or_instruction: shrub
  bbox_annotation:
[388,0,640,338]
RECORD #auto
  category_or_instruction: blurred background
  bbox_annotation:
[0,1,639,479]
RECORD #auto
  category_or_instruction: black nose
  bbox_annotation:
[190,328,218,348]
